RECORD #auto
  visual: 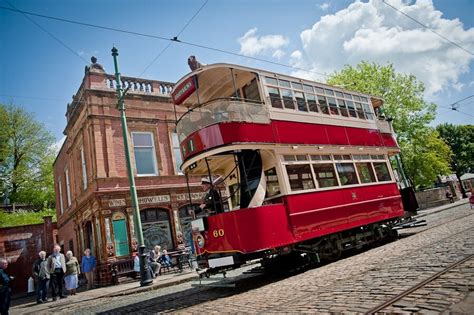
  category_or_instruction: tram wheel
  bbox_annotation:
[319,238,342,262]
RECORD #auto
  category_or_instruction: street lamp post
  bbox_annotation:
[111,47,153,286]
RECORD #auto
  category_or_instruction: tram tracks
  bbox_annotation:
[366,253,474,314]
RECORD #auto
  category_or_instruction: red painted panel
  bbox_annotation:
[197,183,404,256]
[200,204,294,254]
[181,122,399,160]
[326,125,350,145]
[381,133,398,147]
[347,127,383,146]
[272,121,330,145]
[286,183,404,240]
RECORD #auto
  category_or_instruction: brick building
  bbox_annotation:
[53,58,204,284]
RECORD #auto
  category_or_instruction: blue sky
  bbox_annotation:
[1,0,473,144]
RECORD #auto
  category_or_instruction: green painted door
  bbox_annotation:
[112,219,129,257]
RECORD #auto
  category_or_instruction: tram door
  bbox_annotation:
[237,150,263,208]
[141,208,173,251]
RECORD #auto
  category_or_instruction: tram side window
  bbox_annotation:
[336,163,359,186]
[307,94,318,112]
[268,87,283,109]
[356,162,376,183]
[373,162,391,182]
[295,92,308,111]
[346,101,358,118]
[327,97,339,115]
[312,163,338,188]
[285,164,315,191]
[265,168,281,197]
[362,103,375,120]
[355,102,365,119]
[337,99,348,117]
[281,89,295,109]
[318,95,330,115]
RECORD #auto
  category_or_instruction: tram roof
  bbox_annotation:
[171,63,384,108]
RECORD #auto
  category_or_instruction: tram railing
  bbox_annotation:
[176,98,270,140]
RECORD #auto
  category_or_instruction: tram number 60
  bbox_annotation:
[212,229,225,238]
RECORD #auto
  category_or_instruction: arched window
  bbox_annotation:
[140,208,173,251]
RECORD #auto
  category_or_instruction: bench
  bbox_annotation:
[111,258,138,285]
[159,249,193,275]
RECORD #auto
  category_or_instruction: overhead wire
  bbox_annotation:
[3,1,89,64]
[0,5,328,77]
[381,0,473,56]
[138,0,208,78]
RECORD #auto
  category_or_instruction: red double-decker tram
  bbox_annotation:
[172,63,406,273]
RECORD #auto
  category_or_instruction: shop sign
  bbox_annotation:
[137,195,170,204]
[108,199,126,207]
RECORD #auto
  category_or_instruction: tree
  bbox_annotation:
[327,62,452,188]
[0,104,56,208]
[436,123,474,197]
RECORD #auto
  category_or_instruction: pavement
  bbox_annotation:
[10,197,471,314]
[11,269,198,313]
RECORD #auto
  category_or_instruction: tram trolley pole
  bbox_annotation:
[111,47,153,286]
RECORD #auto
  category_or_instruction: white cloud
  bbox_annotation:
[238,28,289,58]
[320,2,330,11]
[296,0,474,95]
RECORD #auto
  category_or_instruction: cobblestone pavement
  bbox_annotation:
[18,203,473,314]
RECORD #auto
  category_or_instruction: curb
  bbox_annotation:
[104,271,197,297]
[415,200,469,219]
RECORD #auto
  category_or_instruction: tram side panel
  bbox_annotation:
[286,183,404,241]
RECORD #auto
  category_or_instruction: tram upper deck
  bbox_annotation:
[172,64,396,161]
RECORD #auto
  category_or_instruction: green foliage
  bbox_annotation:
[327,61,452,187]
[0,103,56,208]
[0,208,56,228]
[436,123,474,176]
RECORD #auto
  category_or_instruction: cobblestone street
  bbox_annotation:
[11,202,473,314]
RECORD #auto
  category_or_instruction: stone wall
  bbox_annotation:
[0,217,57,295]
[415,186,458,210]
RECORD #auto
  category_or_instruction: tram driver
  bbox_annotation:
[199,177,224,214]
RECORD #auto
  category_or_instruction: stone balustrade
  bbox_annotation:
[105,75,173,96]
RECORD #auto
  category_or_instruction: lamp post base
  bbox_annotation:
[139,245,153,287]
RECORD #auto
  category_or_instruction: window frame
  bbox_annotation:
[65,168,71,207]
[171,132,183,175]
[80,146,87,190]
[131,131,159,177]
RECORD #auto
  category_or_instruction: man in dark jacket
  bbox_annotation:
[0,258,12,315]
[199,177,223,214]
[32,251,50,303]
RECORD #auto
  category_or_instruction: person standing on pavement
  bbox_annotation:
[64,251,80,296]
[47,244,67,300]
[0,258,13,315]
[81,248,96,290]
[32,251,50,304]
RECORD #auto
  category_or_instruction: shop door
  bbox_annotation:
[112,219,129,257]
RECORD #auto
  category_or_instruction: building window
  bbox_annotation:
[80,146,87,190]
[65,168,71,207]
[171,132,183,174]
[58,177,64,214]
[131,132,158,176]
